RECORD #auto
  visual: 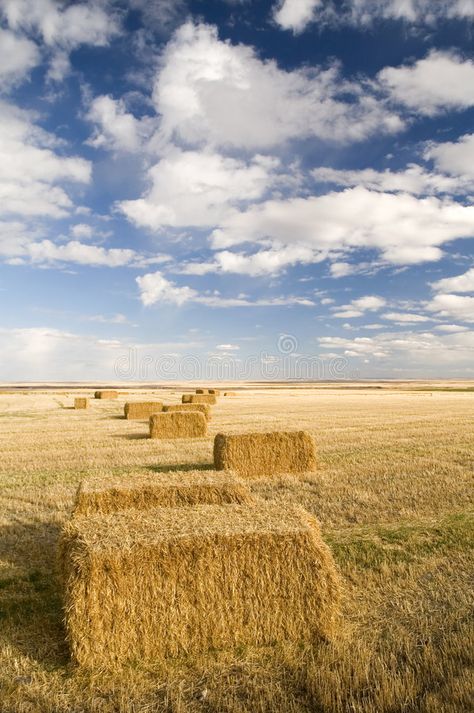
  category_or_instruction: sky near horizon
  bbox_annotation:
[0,0,474,381]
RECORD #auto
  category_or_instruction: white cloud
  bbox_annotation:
[120,150,278,230]
[86,95,154,153]
[425,134,474,179]
[180,245,319,277]
[0,0,119,50]
[216,343,240,351]
[432,267,474,294]
[329,261,355,278]
[332,294,386,318]
[211,187,474,267]
[129,0,187,29]
[378,51,474,116]
[136,270,315,308]
[274,0,321,33]
[382,311,431,323]
[274,1,474,32]
[0,27,40,87]
[435,324,469,333]
[427,294,474,323]
[70,223,93,240]
[312,163,471,196]
[318,328,474,373]
[0,100,91,219]
[152,22,402,150]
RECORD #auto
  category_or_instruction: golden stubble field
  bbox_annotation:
[0,384,473,713]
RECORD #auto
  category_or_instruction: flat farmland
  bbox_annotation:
[0,385,473,712]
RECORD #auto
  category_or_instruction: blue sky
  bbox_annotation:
[0,0,473,381]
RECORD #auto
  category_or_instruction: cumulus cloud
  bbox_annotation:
[378,51,474,116]
[151,22,402,150]
[120,150,278,230]
[210,187,474,267]
[136,270,314,307]
[86,95,155,153]
[0,27,40,87]
[427,294,474,323]
[274,0,474,33]
[312,163,472,196]
[425,133,474,179]
[332,294,386,318]
[432,267,474,294]
[0,100,91,219]
[179,245,319,277]
[382,311,431,323]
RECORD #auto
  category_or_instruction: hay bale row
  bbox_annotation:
[149,411,207,439]
[72,470,254,516]
[196,388,220,396]
[74,398,88,410]
[183,394,216,405]
[163,403,211,420]
[214,431,317,478]
[124,402,163,420]
[59,502,340,668]
[94,390,118,400]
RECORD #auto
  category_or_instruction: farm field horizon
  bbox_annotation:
[0,384,472,712]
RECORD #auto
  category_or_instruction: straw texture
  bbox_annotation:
[214,431,317,478]
[94,391,118,400]
[163,403,211,420]
[124,402,163,420]
[74,398,88,410]
[59,503,340,668]
[149,411,207,438]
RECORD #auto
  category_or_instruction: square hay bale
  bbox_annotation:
[94,390,118,400]
[74,398,88,410]
[189,394,217,405]
[214,431,317,479]
[195,388,209,394]
[149,411,207,438]
[72,470,255,516]
[124,402,163,420]
[163,403,211,420]
[208,388,220,396]
[59,503,340,668]
[224,391,236,397]
[181,394,193,403]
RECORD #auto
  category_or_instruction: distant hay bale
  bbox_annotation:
[181,394,193,403]
[149,411,207,438]
[224,391,236,397]
[208,389,220,396]
[59,502,340,668]
[72,470,255,516]
[188,394,217,405]
[214,431,317,478]
[74,398,88,410]
[94,390,118,400]
[195,388,208,394]
[164,403,211,420]
[124,402,163,420]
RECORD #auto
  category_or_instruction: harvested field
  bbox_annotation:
[149,411,207,438]
[164,403,211,420]
[72,470,254,515]
[0,384,473,712]
[59,503,340,668]
[74,398,88,410]
[124,401,163,419]
[214,430,317,478]
[94,390,117,399]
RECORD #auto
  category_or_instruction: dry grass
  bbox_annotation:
[0,384,473,711]
[124,401,163,419]
[164,403,212,420]
[149,411,207,438]
[74,398,88,410]
[72,470,255,515]
[214,430,317,478]
[94,390,118,399]
[59,503,340,668]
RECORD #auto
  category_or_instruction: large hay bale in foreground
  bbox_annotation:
[164,403,211,420]
[94,390,118,400]
[214,431,317,478]
[74,398,88,410]
[59,503,340,668]
[188,394,217,405]
[149,411,207,438]
[72,470,254,515]
[124,402,163,420]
